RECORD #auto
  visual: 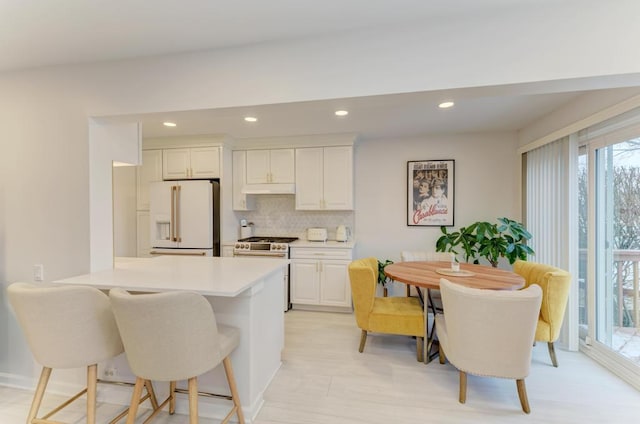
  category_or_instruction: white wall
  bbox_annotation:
[113,167,137,257]
[355,133,519,264]
[2,0,640,389]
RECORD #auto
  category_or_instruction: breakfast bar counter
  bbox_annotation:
[55,255,289,423]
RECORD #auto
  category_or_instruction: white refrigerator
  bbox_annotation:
[149,180,220,256]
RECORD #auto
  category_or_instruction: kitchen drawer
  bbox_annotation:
[290,247,353,260]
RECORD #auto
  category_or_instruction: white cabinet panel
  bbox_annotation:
[269,149,295,183]
[246,149,294,184]
[290,260,320,304]
[245,150,271,184]
[295,146,353,210]
[136,149,163,210]
[323,146,353,210]
[232,151,255,210]
[163,147,220,180]
[190,146,220,178]
[136,211,151,257]
[290,246,353,309]
[295,148,323,209]
[319,261,351,306]
[163,148,190,180]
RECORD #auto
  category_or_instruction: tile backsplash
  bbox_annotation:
[236,195,354,240]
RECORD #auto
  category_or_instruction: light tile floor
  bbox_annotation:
[1,311,640,423]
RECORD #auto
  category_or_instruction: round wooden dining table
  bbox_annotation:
[384,260,525,291]
[384,261,525,363]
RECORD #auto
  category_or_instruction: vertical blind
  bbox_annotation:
[525,136,571,269]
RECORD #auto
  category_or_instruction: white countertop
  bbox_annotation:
[290,240,356,249]
[55,255,289,297]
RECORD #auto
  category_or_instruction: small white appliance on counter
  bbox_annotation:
[336,225,351,242]
[149,180,220,256]
[307,227,328,242]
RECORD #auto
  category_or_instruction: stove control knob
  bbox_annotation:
[234,243,240,249]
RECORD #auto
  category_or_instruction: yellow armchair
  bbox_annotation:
[513,260,572,367]
[348,257,425,361]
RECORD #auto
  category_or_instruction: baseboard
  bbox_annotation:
[291,304,352,313]
[580,341,640,391]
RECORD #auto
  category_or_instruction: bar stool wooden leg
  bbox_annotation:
[87,364,98,424]
[27,367,51,423]
[144,380,159,410]
[223,356,245,424]
[125,377,145,424]
[169,381,177,414]
[188,377,198,424]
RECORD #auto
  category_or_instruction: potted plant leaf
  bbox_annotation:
[436,217,534,267]
[377,259,394,296]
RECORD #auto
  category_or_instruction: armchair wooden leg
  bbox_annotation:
[358,330,367,353]
[27,367,51,423]
[188,377,198,424]
[516,379,531,414]
[547,342,558,367]
[438,342,445,364]
[87,364,98,424]
[406,285,411,297]
[459,371,467,404]
[416,337,424,362]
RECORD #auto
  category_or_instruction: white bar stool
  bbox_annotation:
[109,288,245,424]
[7,282,158,424]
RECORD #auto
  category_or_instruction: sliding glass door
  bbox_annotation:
[590,137,640,362]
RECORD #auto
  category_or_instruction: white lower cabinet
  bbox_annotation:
[290,247,352,310]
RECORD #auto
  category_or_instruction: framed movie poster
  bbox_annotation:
[407,159,454,226]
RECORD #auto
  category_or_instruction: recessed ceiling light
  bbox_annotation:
[163,122,177,127]
[244,116,258,122]
[335,110,349,116]
[438,101,455,109]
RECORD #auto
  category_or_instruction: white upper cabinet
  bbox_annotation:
[245,149,294,184]
[136,149,163,210]
[190,147,221,178]
[163,146,220,180]
[295,146,353,210]
[232,150,255,211]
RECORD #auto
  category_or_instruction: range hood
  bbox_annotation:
[241,183,296,195]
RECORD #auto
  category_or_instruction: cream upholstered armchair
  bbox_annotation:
[436,278,542,414]
[513,260,572,367]
[348,257,425,361]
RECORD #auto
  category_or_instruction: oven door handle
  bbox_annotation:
[234,252,287,258]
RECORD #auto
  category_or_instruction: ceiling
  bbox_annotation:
[113,86,585,140]
[0,0,622,140]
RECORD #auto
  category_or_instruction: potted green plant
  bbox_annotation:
[377,259,394,296]
[435,217,534,267]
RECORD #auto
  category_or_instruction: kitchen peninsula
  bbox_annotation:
[56,255,288,422]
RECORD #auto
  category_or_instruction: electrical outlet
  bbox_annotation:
[33,264,44,282]
[104,367,117,378]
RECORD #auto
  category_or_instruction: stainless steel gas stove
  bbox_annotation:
[233,236,298,311]
[233,236,298,258]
